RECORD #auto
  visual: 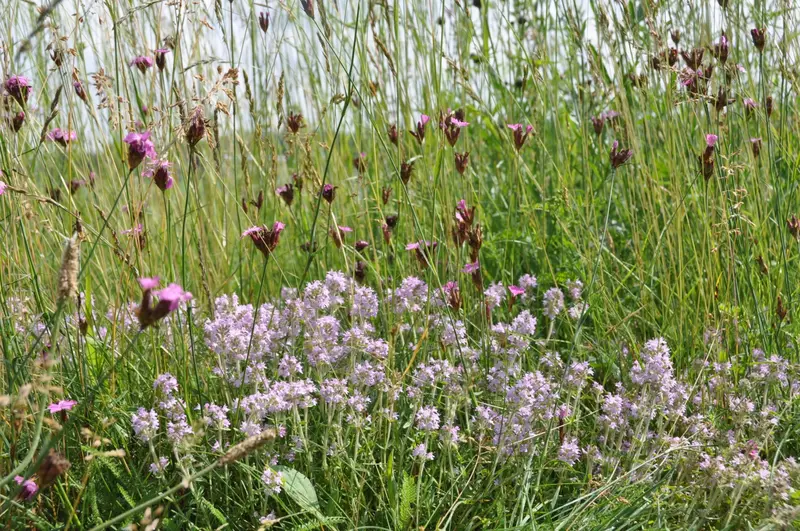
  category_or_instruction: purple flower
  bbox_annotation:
[558,437,581,465]
[706,134,718,147]
[542,287,565,320]
[139,276,160,290]
[0,181,7,196]
[4,75,32,107]
[509,285,525,297]
[13,476,38,501]
[131,407,160,442]
[484,283,506,309]
[143,159,174,191]
[412,443,434,461]
[135,278,192,329]
[415,406,441,431]
[46,128,77,147]
[462,261,480,274]
[124,131,157,170]
[48,400,77,414]
[130,56,154,73]
[261,467,284,495]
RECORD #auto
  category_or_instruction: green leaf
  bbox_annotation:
[274,466,320,514]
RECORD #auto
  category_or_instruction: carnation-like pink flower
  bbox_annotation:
[48,400,77,414]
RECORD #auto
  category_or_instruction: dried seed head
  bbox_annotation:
[219,428,277,464]
[56,234,80,302]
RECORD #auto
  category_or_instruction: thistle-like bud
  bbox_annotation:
[388,124,398,145]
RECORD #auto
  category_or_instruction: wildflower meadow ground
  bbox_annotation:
[1,0,800,529]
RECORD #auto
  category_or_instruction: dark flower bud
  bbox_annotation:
[155,48,170,71]
[36,450,71,490]
[787,215,800,241]
[385,214,398,229]
[355,240,369,252]
[329,225,351,248]
[259,11,270,33]
[668,48,678,66]
[277,184,294,206]
[69,179,85,193]
[699,155,714,180]
[454,151,470,175]
[591,116,604,135]
[242,222,286,259]
[400,160,415,184]
[409,114,430,144]
[388,124,398,145]
[610,140,633,169]
[321,184,336,203]
[777,295,787,322]
[292,172,303,193]
[711,33,729,64]
[766,96,774,118]
[354,260,366,283]
[287,112,305,133]
[250,189,264,210]
[750,137,762,158]
[681,48,704,70]
[507,123,533,151]
[186,107,206,147]
[750,28,766,52]
[11,111,25,132]
[670,30,681,45]
[382,186,391,205]
[300,0,314,18]
[353,152,367,173]
[73,80,87,102]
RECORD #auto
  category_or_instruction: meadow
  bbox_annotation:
[1,0,800,528]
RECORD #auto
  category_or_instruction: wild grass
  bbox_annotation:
[1,0,800,528]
